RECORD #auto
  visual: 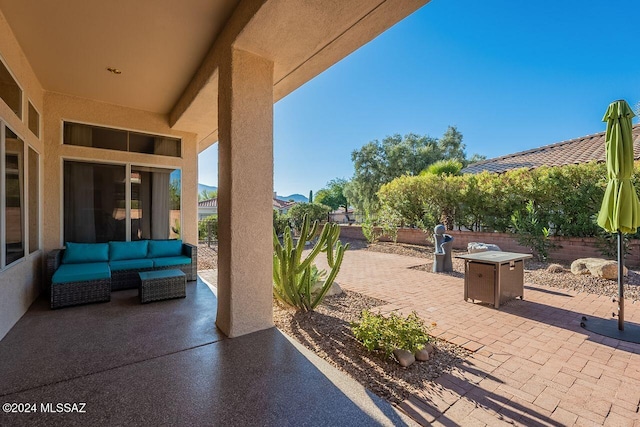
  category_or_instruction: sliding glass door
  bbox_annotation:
[130,167,180,241]
[63,161,180,243]
[64,162,126,243]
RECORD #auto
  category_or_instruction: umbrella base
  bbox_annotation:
[580,316,640,344]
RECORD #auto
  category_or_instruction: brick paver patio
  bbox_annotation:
[317,249,640,426]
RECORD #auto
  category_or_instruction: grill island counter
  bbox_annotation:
[456,251,533,308]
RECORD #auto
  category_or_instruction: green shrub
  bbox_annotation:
[351,310,432,358]
[198,215,218,241]
[273,210,290,236]
[377,160,613,238]
[511,200,553,261]
[422,159,463,176]
[287,203,331,233]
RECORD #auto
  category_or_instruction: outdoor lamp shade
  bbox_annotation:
[597,100,640,234]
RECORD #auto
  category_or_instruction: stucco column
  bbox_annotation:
[216,48,274,337]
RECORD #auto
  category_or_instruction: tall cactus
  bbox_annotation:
[273,214,349,312]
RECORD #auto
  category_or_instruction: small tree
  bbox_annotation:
[287,203,331,232]
[315,178,349,211]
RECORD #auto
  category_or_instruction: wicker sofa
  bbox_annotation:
[47,240,197,309]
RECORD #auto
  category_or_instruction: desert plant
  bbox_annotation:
[361,215,379,244]
[511,200,554,261]
[273,214,349,312]
[351,310,431,358]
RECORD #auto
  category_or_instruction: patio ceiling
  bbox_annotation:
[0,0,239,114]
[0,0,429,149]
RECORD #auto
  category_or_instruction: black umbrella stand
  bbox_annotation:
[617,231,624,330]
[580,231,640,344]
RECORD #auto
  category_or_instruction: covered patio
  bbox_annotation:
[0,0,429,339]
[0,276,410,425]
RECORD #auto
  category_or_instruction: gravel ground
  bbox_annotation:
[273,290,469,404]
[197,242,218,270]
[341,238,640,302]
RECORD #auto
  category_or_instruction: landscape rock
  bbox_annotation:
[311,281,343,297]
[468,242,501,254]
[393,349,415,367]
[570,258,627,280]
[547,264,565,273]
[422,343,435,354]
[415,348,430,361]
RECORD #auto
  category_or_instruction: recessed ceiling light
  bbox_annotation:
[106,67,122,75]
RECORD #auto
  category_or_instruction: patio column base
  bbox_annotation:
[216,48,274,338]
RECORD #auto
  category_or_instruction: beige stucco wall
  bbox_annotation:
[42,92,199,251]
[0,8,45,340]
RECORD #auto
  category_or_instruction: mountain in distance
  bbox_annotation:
[276,194,308,203]
[197,185,307,203]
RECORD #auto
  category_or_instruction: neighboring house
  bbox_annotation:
[199,196,294,220]
[462,124,640,174]
[198,198,218,220]
[328,208,355,224]
[273,197,296,215]
[0,1,428,341]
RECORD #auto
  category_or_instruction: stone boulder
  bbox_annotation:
[468,242,502,254]
[570,258,628,280]
[393,349,415,367]
[311,281,343,297]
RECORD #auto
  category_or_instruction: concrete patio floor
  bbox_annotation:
[316,249,640,426]
[0,277,412,426]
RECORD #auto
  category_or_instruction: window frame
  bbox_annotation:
[27,100,41,139]
[0,54,24,121]
[60,157,182,245]
[0,121,29,270]
[62,120,182,158]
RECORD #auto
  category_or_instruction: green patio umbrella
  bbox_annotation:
[596,99,639,331]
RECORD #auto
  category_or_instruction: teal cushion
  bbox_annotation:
[109,241,149,261]
[139,269,185,281]
[147,240,183,258]
[52,262,111,284]
[109,259,154,272]
[152,256,192,268]
[62,242,109,264]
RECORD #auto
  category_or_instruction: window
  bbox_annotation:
[4,126,24,265]
[28,102,40,138]
[63,161,180,243]
[63,122,181,158]
[0,59,22,119]
[28,147,39,253]
[129,133,181,157]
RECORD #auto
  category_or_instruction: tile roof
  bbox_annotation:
[198,198,218,207]
[462,123,640,174]
[199,198,297,209]
[273,199,296,209]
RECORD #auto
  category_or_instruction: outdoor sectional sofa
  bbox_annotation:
[47,240,197,309]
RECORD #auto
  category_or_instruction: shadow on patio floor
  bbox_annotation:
[0,277,411,426]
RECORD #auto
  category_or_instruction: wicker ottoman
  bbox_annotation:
[138,269,186,303]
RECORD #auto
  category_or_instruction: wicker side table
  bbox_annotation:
[138,269,186,303]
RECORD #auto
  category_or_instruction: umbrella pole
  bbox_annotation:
[618,231,625,331]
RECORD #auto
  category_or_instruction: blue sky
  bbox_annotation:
[198,0,640,196]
